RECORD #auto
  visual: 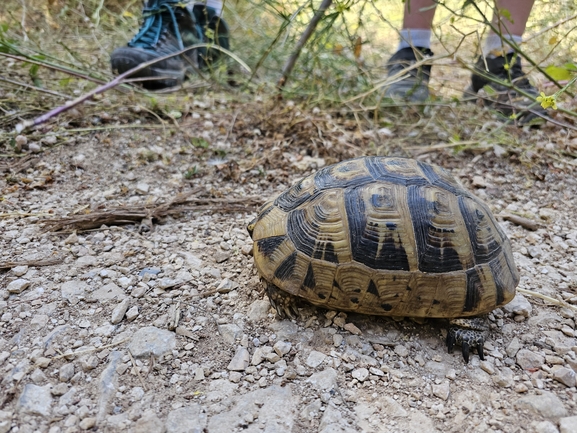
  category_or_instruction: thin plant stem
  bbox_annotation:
[16,43,251,132]
[278,0,334,88]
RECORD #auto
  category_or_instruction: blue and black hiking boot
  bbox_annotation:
[110,0,230,89]
[466,52,546,126]
[384,47,434,102]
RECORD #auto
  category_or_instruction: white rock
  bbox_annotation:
[76,255,97,267]
[7,279,30,294]
[227,347,250,371]
[273,341,292,357]
[132,409,163,433]
[218,323,242,345]
[553,367,576,387]
[18,384,52,416]
[110,298,130,324]
[306,350,327,368]
[516,349,544,370]
[128,327,176,358]
[506,337,522,357]
[351,368,369,382]
[91,283,126,302]
[394,344,409,357]
[136,182,150,194]
[503,293,532,317]
[515,391,568,420]
[560,416,577,433]
[64,233,78,244]
[433,382,451,400]
[307,368,338,391]
[61,280,88,305]
[126,306,139,321]
[166,404,207,433]
[247,300,271,322]
[11,265,28,277]
[30,314,49,330]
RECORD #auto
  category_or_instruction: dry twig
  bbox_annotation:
[41,189,263,232]
[0,256,65,270]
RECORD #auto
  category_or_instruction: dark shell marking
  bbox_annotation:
[251,156,519,319]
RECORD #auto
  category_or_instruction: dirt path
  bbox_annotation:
[1,100,576,433]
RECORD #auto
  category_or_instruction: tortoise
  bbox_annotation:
[247,156,519,362]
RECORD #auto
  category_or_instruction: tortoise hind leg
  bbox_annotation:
[265,281,300,319]
[446,317,489,363]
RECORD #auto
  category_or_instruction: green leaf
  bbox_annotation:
[544,65,572,81]
[499,8,513,23]
[191,137,209,148]
[482,85,496,96]
[29,64,39,78]
[563,63,577,72]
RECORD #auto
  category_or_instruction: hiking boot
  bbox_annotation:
[466,52,546,125]
[110,0,230,89]
[384,47,434,102]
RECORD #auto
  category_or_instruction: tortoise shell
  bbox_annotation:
[248,156,519,318]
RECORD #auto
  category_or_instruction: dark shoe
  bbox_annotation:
[384,47,434,102]
[466,53,545,125]
[110,0,230,89]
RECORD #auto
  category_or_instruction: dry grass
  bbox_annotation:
[1,0,577,164]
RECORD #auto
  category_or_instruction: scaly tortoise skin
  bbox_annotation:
[247,156,519,362]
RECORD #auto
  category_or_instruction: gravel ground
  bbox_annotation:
[1,101,577,433]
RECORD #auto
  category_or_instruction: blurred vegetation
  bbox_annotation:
[1,0,577,130]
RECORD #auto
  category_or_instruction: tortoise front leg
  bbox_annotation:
[446,317,489,363]
[265,281,300,319]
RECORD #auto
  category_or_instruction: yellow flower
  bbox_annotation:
[536,92,557,110]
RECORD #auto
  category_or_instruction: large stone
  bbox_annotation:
[268,320,299,340]
[166,405,207,433]
[7,279,30,294]
[560,416,577,433]
[227,347,250,371]
[306,351,327,368]
[133,409,164,433]
[110,298,130,324]
[319,405,357,433]
[207,385,295,433]
[18,384,52,416]
[351,368,369,382]
[433,382,450,400]
[515,391,568,420]
[531,420,561,433]
[516,349,544,370]
[207,379,238,402]
[380,397,408,418]
[273,341,292,357]
[503,293,532,317]
[128,327,176,358]
[218,324,242,345]
[76,255,97,267]
[505,337,522,358]
[307,368,338,391]
[553,367,577,387]
[91,283,126,302]
[247,300,271,322]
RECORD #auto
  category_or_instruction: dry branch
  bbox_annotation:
[0,256,64,270]
[41,190,263,232]
[500,213,539,231]
[278,0,333,88]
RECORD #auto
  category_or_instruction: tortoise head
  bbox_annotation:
[247,217,257,239]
